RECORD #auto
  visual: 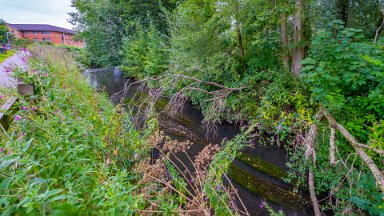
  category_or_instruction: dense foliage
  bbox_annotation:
[302,22,384,142]
[1,46,250,215]
[69,0,179,67]
[301,23,384,214]
[7,0,379,214]
[0,19,9,44]
[121,23,168,79]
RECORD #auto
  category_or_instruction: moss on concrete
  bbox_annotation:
[228,163,308,209]
[238,152,287,180]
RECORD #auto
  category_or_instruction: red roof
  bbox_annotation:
[7,24,75,35]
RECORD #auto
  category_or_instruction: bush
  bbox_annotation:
[121,23,168,79]
[301,22,384,215]
[11,38,33,49]
[55,44,89,67]
[302,21,384,143]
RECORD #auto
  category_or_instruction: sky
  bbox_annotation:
[1,0,75,29]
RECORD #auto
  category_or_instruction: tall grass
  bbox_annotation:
[0,45,153,215]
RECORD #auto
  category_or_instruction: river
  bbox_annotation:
[85,68,314,216]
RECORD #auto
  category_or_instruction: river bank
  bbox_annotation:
[85,67,314,216]
[1,45,305,215]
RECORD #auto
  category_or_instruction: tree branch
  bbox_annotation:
[354,143,384,155]
[309,170,322,216]
[321,108,384,195]
[304,111,323,162]
[304,111,323,215]
[330,127,336,165]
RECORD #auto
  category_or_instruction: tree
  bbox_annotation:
[292,0,306,76]
[336,0,349,24]
[0,19,9,44]
[280,0,290,71]
[69,0,180,67]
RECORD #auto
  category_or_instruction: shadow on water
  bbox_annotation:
[84,68,314,216]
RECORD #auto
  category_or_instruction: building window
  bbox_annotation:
[24,32,29,35]
[47,38,51,42]
[34,38,38,42]
[33,31,38,35]
[42,38,46,41]
[42,31,51,35]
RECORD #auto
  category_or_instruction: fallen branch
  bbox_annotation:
[304,111,323,215]
[173,74,246,91]
[113,74,246,102]
[111,74,246,128]
[330,127,336,165]
[321,108,384,195]
[309,170,322,216]
[354,143,384,155]
[304,111,323,162]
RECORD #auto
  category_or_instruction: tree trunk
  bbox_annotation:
[309,170,322,216]
[374,9,384,43]
[336,0,349,25]
[236,22,245,60]
[292,0,305,76]
[234,0,245,70]
[280,4,290,71]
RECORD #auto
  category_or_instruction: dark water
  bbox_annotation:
[85,68,314,216]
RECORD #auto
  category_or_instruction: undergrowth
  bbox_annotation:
[0,45,249,215]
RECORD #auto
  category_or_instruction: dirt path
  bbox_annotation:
[0,52,24,88]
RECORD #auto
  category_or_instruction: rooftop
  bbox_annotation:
[7,24,75,35]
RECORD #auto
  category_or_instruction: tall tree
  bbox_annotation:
[70,0,179,67]
[280,0,290,71]
[336,0,349,24]
[292,0,305,76]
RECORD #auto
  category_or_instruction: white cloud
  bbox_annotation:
[1,0,75,29]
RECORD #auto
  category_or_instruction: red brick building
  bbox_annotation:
[7,24,84,48]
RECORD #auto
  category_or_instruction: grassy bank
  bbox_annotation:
[0,50,15,63]
[0,45,150,214]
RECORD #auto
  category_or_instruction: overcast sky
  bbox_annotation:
[1,0,75,29]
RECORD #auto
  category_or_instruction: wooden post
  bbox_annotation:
[0,97,18,131]
[17,78,34,96]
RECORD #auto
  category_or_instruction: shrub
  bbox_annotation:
[121,23,168,79]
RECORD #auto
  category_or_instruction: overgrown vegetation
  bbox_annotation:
[69,0,179,67]
[70,0,384,214]
[0,45,253,215]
